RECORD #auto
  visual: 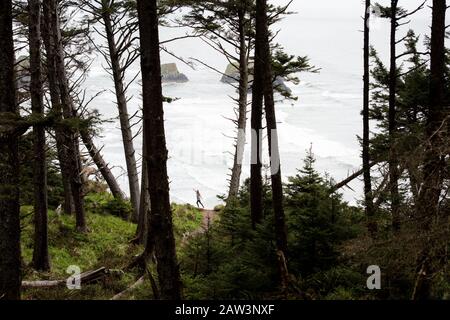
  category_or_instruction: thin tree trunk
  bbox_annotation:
[54,130,74,215]
[41,6,73,215]
[417,0,447,226]
[389,0,401,232]
[363,0,377,236]
[134,127,149,244]
[58,144,74,214]
[137,0,183,300]
[228,9,249,201]
[29,0,50,271]
[412,0,447,301]
[257,0,288,256]
[0,0,21,300]
[44,0,87,232]
[101,6,140,222]
[250,0,264,229]
[79,129,125,200]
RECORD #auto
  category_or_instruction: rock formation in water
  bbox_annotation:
[221,62,243,84]
[161,63,189,83]
[221,62,292,95]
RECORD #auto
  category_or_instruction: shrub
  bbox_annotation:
[104,197,132,219]
[85,192,132,219]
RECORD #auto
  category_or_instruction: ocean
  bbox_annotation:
[83,0,432,208]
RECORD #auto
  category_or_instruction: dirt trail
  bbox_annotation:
[181,208,218,246]
[199,208,217,230]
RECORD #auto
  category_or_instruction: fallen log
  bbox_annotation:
[21,267,118,288]
[111,276,145,300]
[80,130,126,200]
[21,280,65,288]
[329,162,380,194]
[78,267,108,284]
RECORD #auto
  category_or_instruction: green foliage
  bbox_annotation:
[104,198,132,220]
[271,50,319,101]
[21,207,137,277]
[304,266,367,299]
[285,149,358,277]
[433,272,450,300]
[370,30,428,134]
[181,210,279,299]
[181,180,280,299]
[324,287,359,300]
[182,152,360,299]
[368,27,450,221]
[172,203,203,240]
[85,192,132,219]
[18,133,64,209]
[179,0,316,102]
[373,2,408,20]
[20,208,140,300]
[19,201,204,300]
[369,27,450,162]
[213,204,225,212]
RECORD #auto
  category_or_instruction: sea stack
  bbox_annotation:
[161,63,189,83]
[221,62,247,84]
[221,62,292,95]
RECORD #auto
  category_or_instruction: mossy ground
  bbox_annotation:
[20,201,203,300]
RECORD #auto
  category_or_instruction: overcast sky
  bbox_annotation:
[275,0,431,19]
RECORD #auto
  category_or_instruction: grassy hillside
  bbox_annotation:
[20,198,203,300]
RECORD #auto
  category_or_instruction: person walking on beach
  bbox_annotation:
[194,189,204,208]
